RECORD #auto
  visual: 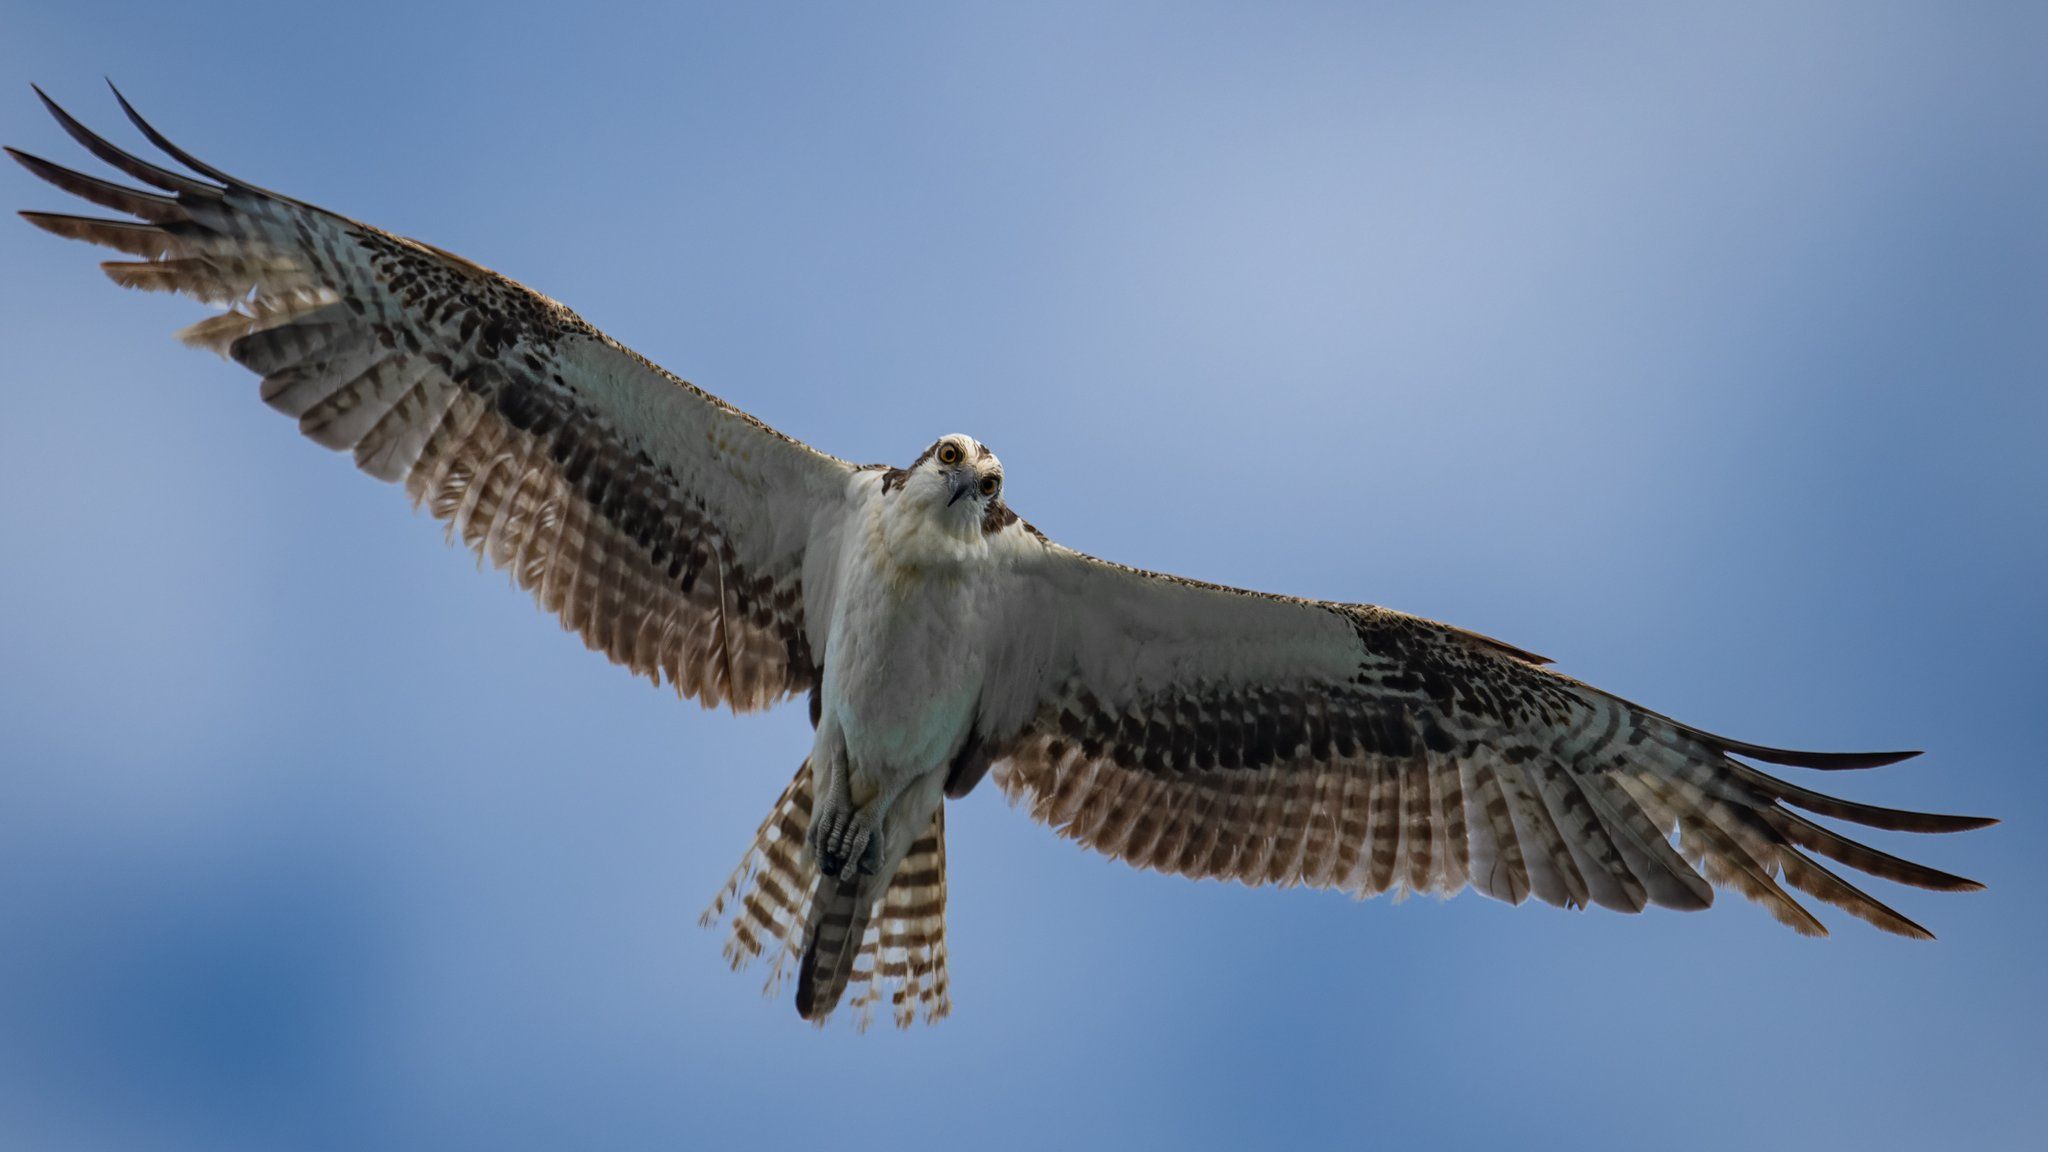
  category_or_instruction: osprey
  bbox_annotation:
[15,87,1991,1028]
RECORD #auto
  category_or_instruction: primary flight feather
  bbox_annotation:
[14,85,1992,1029]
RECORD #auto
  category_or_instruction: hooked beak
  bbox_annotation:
[946,469,974,507]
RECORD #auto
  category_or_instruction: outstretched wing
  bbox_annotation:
[966,533,1991,938]
[14,86,856,711]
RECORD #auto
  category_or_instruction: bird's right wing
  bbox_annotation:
[14,86,858,711]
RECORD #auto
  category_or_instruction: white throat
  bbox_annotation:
[878,469,989,574]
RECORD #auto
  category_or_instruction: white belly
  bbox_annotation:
[821,515,989,802]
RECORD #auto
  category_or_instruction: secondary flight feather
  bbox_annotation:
[14,85,1992,1029]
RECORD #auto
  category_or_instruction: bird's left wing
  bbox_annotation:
[14,87,858,711]
[961,528,1989,937]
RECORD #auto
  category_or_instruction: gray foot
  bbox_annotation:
[811,787,884,877]
[810,802,882,881]
[854,818,882,877]
[809,793,849,878]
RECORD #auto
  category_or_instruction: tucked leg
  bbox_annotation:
[817,764,934,882]
[807,736,857,878]
[817,788,885,881]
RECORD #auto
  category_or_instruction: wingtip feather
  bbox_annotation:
[29,83,219,197]
[18,210,171,257]
[106,79,269,195]
[10,144,188,223]
[1727,741,1923,771]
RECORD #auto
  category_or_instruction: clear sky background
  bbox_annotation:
[2,4,2043,1150]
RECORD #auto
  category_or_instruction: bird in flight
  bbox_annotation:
[14,86,1992,1028]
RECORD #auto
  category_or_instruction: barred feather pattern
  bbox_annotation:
[699,762,951,1029]
[990,604,1988,938]
[15,86,1995,1023]
[13,86,852,711]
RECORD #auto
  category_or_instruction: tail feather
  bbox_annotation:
[700,762,951,1028]
[796,875,871,1022]
[846,808,950,1028]
[699,761,815,983]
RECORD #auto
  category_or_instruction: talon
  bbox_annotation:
[809,800,851,879]
[804,760,886,884]
[840,821,873,881]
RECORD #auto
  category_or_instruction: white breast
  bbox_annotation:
[820,485,997,791]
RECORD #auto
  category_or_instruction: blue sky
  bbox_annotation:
[2,3,2043,1149]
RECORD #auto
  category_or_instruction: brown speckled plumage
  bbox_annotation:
[987,600,1983,936]
[16,85,834,711]
[16,86,1991,1033]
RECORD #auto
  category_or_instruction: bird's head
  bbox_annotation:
[888,432,1006,536]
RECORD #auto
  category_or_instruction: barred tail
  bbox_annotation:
[699,761,951,1028]
[796,875,871,1021]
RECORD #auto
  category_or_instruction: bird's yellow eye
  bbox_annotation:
[979,476,998,497]
[937,442,961,465]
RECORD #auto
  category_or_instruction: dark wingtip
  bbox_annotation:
[6,144,184,221]
[104,77,140,120]
[27,82,218,197]
[106,80,225,182]
[1722,739,1923,771]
